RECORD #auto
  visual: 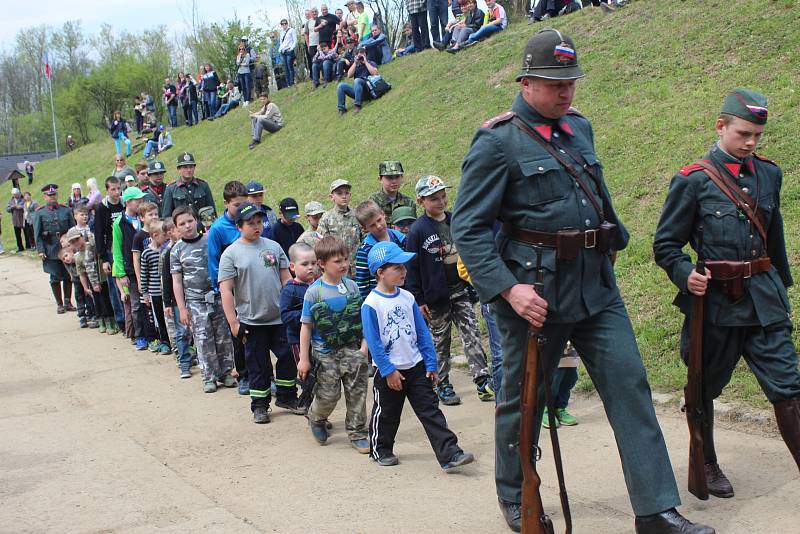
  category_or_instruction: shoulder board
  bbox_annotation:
[752,153,778,167]
[481,111,516,129]
[165,180,178,186]
[679,163,705,176]
[35,205,45,211]
[195,178,207,184]
[566,107,586,119]
[59,203,70,209]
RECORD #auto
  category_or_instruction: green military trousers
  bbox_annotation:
[492,294,681,516]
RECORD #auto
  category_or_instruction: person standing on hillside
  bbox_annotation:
[452,29,714,534]
[34,184,76,314]
[278,19,298,87]
[653,89,800,495]
[161,152,216,221]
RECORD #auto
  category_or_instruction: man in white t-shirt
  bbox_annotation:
[304,8,320,72]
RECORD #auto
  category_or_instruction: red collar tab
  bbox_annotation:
[747,159,755,174]
[724,163,741,177]
[533,124,552,141]
[558,118,574,136]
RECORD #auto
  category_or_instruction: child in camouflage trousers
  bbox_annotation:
[298,236,370,453]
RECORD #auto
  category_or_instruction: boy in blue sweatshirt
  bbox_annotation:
[362,241,474,471]
[353,200,405,299]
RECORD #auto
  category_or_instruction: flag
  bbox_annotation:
[43,51,52,81]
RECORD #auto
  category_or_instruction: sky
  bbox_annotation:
[0,0,294,52]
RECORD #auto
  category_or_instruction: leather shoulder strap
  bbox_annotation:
[696,160,768,248]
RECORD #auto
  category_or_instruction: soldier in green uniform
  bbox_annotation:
[654,89,800,497]
[452,29,713,533]
[33,184,76,314]
[368,160,416,220]
[161,152,216,220]
[142,159,166,214]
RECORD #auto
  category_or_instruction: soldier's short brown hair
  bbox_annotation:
[315,235,349,263]
[354,200,383,226]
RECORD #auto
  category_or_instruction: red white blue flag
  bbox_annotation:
[43,51,52,80]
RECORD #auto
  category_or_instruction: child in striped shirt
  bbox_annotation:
[140,220,171,354]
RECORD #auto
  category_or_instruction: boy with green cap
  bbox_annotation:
[368,160,416,221]
[654,88,800,497]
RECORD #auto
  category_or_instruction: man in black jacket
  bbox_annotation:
[93,176,126,329]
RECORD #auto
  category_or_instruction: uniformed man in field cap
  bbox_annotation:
[161,151,216,220]
[34,183,76,314]
[654,88,800,500]
[452,29,714,533]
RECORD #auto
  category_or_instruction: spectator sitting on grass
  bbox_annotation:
[210,81,241,120]
[336,46,378,115]
[335,38,357,81]
[312,41,338,88]
[438,0,484,52]
[248,92,284,150]
[395,23,416,57]
[158,125,173,153]
[447,0,506,53]
[361,25,392,66]
[144,126,163,159]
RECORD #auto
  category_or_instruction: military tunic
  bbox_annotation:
[653,143,800,403]
[318,206,362,275]
[368,190,416,220]
[161,177,216,219]
[33,202,75,282]
[452,93,680,516]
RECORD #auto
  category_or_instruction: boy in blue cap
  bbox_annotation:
[362,240,474,471]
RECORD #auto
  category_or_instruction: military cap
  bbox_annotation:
[279,197,301,219]
[246,181,264,194]
[330,179,351,193]
[234,202,266,224]
[304,201,325,215]
[148,160,166,175]
[390,206,416,225]
[721,88,768,125]
[41,184,58,196]
[176,151,196,167]
[516,28,584,81]
[198,206,216,226]
[121,186,147,203]
[379,160,404,176]
[65,227,83,242]
[415,175,449,198]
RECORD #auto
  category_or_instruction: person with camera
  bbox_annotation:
[336,46,377,115]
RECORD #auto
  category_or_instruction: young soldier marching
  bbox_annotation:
[654,89,800,498]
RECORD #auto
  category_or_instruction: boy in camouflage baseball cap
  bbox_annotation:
[369,160,416,221]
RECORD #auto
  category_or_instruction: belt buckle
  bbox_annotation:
[743,262,752,279]
[584,229,597,249]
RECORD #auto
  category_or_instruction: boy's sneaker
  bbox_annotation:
[180,369,192,379]
[107,321,119,335]
[556,408,578,426]
[310,421,328,444]
[542,408,560,429]
[219,373,237,388]
[79,318,88,328]
[203,380,217,393]
[238,377,250,395]
[351,438,370,454]
[476,377,495,402]
[276,398,306,415]
[253,406,270,424]
[442,451,475,473]
[87,319,99,329]
[148,340,160,352]
[435,380,461,406]
[64,303,77,312]
[135,338,148,351]
[158,343,172,355]
[376,454,399,466]
[57,305,66,314]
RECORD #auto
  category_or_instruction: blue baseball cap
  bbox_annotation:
[246,181,264,194]
[368,241,416,274]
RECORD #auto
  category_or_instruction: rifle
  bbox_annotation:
[684,226,709,500]
[520,246,571,534]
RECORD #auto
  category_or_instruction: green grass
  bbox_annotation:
[6,0,799,408]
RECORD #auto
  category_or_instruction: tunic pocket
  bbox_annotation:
[700,202,739,245]
[518,157,567,207]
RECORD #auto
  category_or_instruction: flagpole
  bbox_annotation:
[47,74,59,158]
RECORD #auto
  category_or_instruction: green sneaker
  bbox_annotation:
[542,408,560,429]
[220,373,238,388]
[98,318,107,334]
[148,340,160,352]
[203,380,218,393]
[476,377,495,402]
[556,408,578,426]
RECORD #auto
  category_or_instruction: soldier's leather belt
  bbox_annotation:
[705,258,771,302]
[501,223,614,260]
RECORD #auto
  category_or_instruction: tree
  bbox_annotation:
[365,0,406,48]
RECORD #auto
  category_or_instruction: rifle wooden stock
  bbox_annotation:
[685,255,709,500]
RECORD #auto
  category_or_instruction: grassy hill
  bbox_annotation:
[6,0,799,407]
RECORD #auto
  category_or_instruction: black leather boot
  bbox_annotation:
[498,498,521,532]
[51,282,64,313]
[704,462,734,498]
[634,508,715,534]
[774,397,800,472]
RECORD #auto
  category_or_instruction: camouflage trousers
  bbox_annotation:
[186,298,235,382]
[309,345,369,441]
[428,290,490,384]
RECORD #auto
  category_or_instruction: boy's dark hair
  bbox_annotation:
[138,201,158,218]
[315,235,349,263]
[171,205,194,225]
[354,200,383,226]
[288,242,314,263]
[259,92,269,98]
[161,218,175,233]
[223,180,247,202]
[73,204,89,215]
[105,176,120,189]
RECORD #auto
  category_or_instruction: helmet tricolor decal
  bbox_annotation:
[745,105,768,120]
[554,43,576,63]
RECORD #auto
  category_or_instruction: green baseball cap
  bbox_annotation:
[148,160,166,175]
[122,186,147,203]
[379,160,404,176]
[390,206,416,225]
[516,28,584,81]
[177,151,196,167]
[330,179,351,193]
[721,88,768,125]
[304,201,325,215]
[415,175,449,198]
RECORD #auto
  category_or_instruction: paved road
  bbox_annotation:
[0,255,797,533]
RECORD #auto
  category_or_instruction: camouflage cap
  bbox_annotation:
[65,227,83,242]
[329,178,351,193]
[390,206,416,225]
[379,160,404,176]
[304,201,325,215]
[516,28,584,81]
[176,151,196,167]
[415,175,449,198]
[721,88,768,125]
[198,206,216,226]
[148,160,166,175]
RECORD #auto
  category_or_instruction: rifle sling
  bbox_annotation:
[695,160,769,249]
[511,116,605,223]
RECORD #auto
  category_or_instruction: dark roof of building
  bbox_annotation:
[0,151,56,186]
